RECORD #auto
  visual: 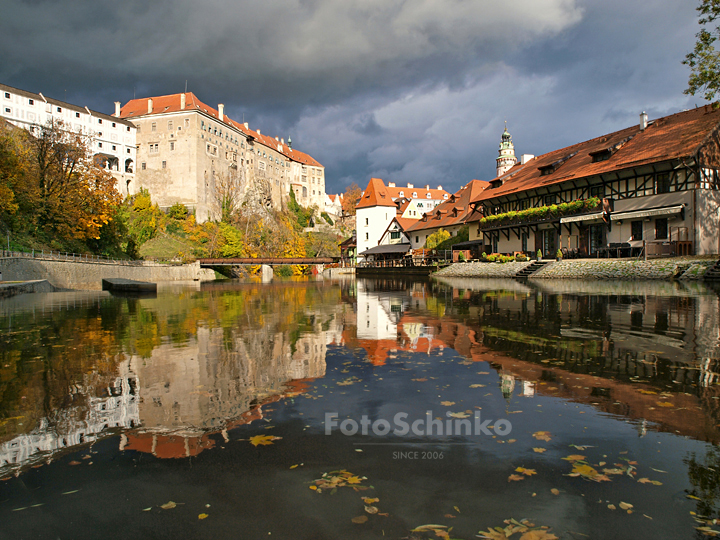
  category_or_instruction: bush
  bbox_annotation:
[167,202,188,220]
[321,211,334,226]
[274,265,293,277]
[515,254,529,262]
[458,251,466,262]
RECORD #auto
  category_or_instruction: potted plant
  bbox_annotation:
[556,249,563,261]
[536,249,543,261]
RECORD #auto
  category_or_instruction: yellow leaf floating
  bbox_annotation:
[638,478,663,486]
[532,431,552,442]
[352,515,368,524]
[160,501,177,510]
[656,402,674,408]
[249,435,282,446]
[619,502,633,510]
[440,401,456,406]
[562,455,586,462]
[532,448,547,453]
[362,497,379,504]
[198,513,209,520]
[516,467,537,476]
[449,412,470,418]
[550,488,560,495]
[508,474,525,482]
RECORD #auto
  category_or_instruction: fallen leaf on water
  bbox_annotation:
[309,485,318,490]
[470,384,486,388]
[533,431,552,442]
[69,461,81,466]
[638,389,658,395]
[569,444,595,451]
[650,468,668,473]
[533,448,547,454]
[656,402,674,408]
[290,464,299,469]
[449,412,470,419]
[638,478,663,486]
[365,505,379,514]
[412,378,428,382]
[550,488,560,495]
[440,401,456,406]
[608,504,617,510]
[62,490,79,495]
[249,435,282,446]
[362,497,379,504]
[454,506,461,513]
[520,531,559,540]
[508,474,525,482]
[562,455,586,462]
[619,502,633,510]
[198,513,209,520]
[516,467,537,476]
[160,501,177,510]
[687,495,702,501]
[352,515,368,524]
[444,514,456,518]
[142,507,152,512]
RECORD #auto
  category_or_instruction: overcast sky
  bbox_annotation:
[0,0,707,195]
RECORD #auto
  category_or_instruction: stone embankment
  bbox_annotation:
[435,257,717,281]
[0,256,215,291]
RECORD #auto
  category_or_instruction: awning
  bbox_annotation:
[560,212,604,224]
[360,244,411,256]
[610,205,684,221]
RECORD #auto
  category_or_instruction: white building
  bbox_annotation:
[1,82,137,196]
[356,178,449,260]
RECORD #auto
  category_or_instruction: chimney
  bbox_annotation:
[218,104,224,122]
[520,154,535,164]
[640,111,648,131]
[281,138,284,144]
[275,136,279,141]
[388,182,396,188]
[407,183,414,188]
[425,184,430,190]
[257,129,261,135]
[114,101,121,117]
[180,93,186,110]
[244,122,248,129]
[437,185,442,190]
[147,98,153,114]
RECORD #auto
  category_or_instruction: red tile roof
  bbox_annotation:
[356,178,450,209]
[407,179,489,232]
[120,93,323,167]
[471,105,720,204]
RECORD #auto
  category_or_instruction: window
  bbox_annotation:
[168,120,173,130]
[4,107,10,114]
[590,185,604,198]
[127,148,131,154]
[170,141,175,151]
[141,162,146,170]
[201,120,205,130]
[28,99,34,105]
[631,221,643,241]
[98,142,102,148]
[365,218,369,226]
[390,231,401,240]
[443,194,448,199]
[56,107,62,112]
[98,131,103,137]
[98,118,102,124]
[185,119,190,128]
[427,193,432,199]
[127,126,130,131]
[544,194,556,205]
[76,112,81,118]
[162,161,166,169]
[112,122,116,128]
[519,200,529,210]
[412,192,418,198]
[521,233,528,252]
[655,218,668,240]
[366,233,369,240]
[415,236,419,243]
[656,173,670,194]
[3,92,9,99]
[149,143,159,153]
[151,122,157,132]
[112,145,116,151]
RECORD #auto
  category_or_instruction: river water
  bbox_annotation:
[1,277,720,539]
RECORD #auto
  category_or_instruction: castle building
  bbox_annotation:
[496,122,517,177]
[118,93,325,222]
[0,82,137,195]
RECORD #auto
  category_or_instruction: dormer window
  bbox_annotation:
[399,190,404,197]
[426,193,432,199]
[490,179,503,189]
[539,151,577,176]
[443,194,448,199]
[412,192,418,198]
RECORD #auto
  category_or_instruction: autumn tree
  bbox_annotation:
[684,0,720,101]
[213,167,245,223]
[425,228,451,249]
[342,182,362,216]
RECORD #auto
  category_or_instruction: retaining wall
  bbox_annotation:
[0,258,215,290]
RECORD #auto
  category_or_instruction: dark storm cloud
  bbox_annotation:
[0,0,707,194]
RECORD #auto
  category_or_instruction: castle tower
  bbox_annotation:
[496,122,517,177]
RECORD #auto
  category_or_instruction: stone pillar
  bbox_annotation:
[261,264,273,283]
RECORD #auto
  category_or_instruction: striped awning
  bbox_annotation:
[560,212,604,224]
[610,205,684,221]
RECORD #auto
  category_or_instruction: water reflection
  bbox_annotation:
[2,277,720,538]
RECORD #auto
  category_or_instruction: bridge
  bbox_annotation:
[197,257,335,267]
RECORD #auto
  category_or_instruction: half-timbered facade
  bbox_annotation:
[465,108,720,257]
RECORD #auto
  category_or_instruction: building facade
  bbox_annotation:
[356,178,449,260]
[466,108,720,257]
[1,83,137,195]
[119,93,325,222]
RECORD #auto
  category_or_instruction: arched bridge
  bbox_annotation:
[197,257,335,267]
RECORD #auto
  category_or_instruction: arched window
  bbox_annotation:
[302,186,308,197]
[399,190,404,197]
[426,193,431,199]
[412,192,418,198]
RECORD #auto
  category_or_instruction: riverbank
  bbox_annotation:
[434,256,717,280]
[0,280,56,298]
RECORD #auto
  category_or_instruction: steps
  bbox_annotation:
[704,258,720,281]
[515,259,552,278]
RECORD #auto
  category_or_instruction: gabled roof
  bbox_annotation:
[356,178,451,209]
[471,105,720,204]
[119,92,323,167]
[407,179,489,232]
[357,177,398,209]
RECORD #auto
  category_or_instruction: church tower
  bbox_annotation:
[496,122,517,177]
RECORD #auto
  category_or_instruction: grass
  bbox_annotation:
[139,233,197,260]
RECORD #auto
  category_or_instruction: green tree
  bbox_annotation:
[684,0,720,101]
[425,228,451,249]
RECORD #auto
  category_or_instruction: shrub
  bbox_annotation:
[321,211,334,226]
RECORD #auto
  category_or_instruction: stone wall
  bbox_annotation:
[0,258,215,290]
